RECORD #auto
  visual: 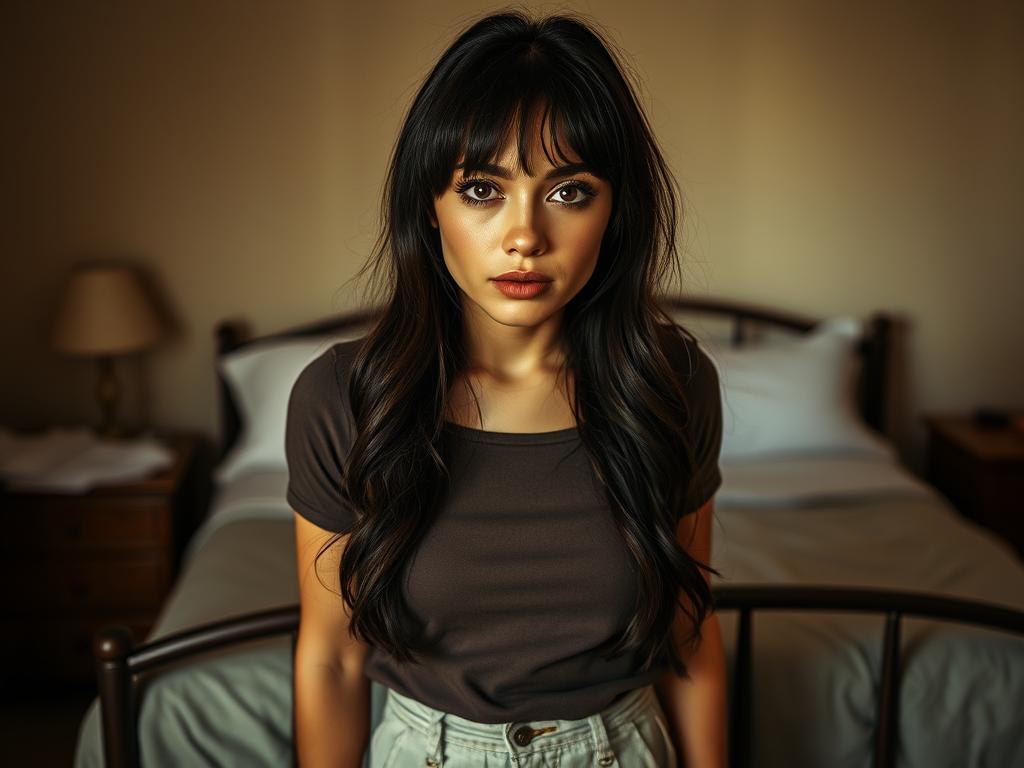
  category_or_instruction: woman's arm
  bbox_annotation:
[654,498,728,768]
[294,512,372,768]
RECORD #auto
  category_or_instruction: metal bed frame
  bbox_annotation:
[94,586,1024,768]
[92,295,1024,767]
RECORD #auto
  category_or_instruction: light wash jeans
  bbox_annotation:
[367,683,678,767]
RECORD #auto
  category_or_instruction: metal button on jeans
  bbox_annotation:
[512,724,558,746]
[513,725,536,746]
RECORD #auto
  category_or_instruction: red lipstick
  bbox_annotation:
[492,271,552,282]
[490,271,552,299]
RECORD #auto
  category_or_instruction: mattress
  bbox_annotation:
[74,455,1024,767]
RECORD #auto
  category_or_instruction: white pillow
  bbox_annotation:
[214,329,367,484]
[708,316,896,461]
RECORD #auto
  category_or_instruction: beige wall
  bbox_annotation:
[3,0,1021,475]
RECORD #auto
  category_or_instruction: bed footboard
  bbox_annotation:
[714,586,1024,768]
[92,586,1024,768]
[94,606,300,768]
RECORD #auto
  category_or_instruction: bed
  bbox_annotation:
[74,295,1024,768]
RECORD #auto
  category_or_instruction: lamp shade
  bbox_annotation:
[51,262,164,356]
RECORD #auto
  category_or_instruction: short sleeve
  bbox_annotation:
[665,330,724,518]
[284,344,358,534]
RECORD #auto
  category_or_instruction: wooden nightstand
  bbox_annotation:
[0,430,213,686]
[924,413,1024,561]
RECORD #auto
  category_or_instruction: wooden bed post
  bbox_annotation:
[873,610,902,768]
[94,625,138,768]
[858,313,893,436]
[730,607,753,768]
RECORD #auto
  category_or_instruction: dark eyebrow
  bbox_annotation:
[454,161,596,181]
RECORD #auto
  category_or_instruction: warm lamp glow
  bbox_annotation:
[51,262,163,356]
[50,260,165,439]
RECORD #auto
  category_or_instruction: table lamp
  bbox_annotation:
[50,260,165,439]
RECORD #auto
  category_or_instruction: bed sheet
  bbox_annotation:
[75,458,1024,767]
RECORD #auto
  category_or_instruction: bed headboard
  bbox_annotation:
[213,296,893,462]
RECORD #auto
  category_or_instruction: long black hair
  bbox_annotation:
[319,7,719,681]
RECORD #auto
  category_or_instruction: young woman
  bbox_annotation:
[287,9,727,768]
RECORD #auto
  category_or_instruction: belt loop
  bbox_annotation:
[423,709,446,767]
[586,711,617,766]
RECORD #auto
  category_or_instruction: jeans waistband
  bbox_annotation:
[383,684,658,760]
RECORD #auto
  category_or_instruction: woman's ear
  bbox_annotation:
[428,211,438,229]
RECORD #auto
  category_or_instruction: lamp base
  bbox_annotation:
[96,355,125,441]
[93,422,141,442]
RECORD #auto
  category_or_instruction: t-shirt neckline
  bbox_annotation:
[442,420,580,445]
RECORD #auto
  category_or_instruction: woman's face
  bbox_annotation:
[431,119,613,331]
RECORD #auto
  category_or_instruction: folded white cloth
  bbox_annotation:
[0,425,175,494]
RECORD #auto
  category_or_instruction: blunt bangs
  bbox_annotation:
[420,41,626,199]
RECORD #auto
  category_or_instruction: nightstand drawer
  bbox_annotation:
[3,498,170,551]
[0,432,212,685]
[4,553,171,614]
[925,413,1024,560]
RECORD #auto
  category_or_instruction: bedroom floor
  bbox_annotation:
[0,678,96,766]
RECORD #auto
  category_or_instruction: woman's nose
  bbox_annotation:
[504,227,546,257]
[502,202,548,256]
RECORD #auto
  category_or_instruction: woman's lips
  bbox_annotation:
[492,280,551,299]
[492,270,551,282]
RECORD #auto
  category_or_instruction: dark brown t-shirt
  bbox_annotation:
[285,327,723,723]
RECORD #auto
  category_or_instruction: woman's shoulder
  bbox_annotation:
[655,322,720,395]
[331,336,364,363]
[289,336,364,430]
[296,336,362,385]
[285,338,362,533]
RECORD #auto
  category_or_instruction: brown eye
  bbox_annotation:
[455,179,501,206]
[547,180,598,209]
[469,183,494,201]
